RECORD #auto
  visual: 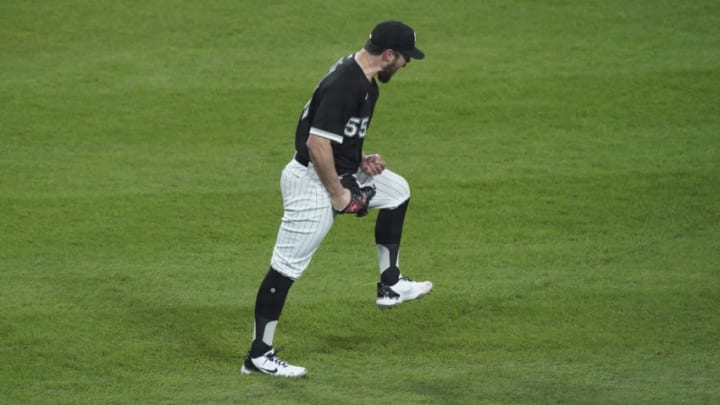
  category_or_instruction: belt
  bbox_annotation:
[294,153,309,167]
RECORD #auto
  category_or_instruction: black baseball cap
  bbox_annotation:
[369,20,425,60]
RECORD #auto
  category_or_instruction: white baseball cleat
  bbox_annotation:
[376,276,433,308]
[241,349,307,378]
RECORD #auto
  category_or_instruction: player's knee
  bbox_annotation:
[269,261,304,280]
[397,175,410,202]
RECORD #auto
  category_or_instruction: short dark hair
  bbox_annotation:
[363,38,385,56]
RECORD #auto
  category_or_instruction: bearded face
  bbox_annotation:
[378,69,395,83]
[377,51,409,83]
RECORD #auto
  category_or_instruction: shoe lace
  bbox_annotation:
[267,348,289,367]
[380,276,414,288]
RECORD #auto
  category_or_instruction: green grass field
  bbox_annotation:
[2,0,719,403]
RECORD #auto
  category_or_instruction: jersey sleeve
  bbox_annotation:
[309,82,358,144]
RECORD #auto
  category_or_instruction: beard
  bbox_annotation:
[378,69,395,83]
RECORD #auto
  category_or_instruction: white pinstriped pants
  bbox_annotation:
[270,158,410,280]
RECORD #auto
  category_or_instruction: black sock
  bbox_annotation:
[250,267,294,357]
[375,199,409,285]
[380,263,401,285]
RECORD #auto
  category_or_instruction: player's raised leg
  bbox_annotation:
[361,169,433,308]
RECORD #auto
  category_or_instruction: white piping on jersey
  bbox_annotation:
[310,126,344,144]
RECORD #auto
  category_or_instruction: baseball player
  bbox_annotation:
[241,20,432,378]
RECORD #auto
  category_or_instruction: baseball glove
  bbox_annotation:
[336,176,376,217]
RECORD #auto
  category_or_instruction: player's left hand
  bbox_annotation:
[361,154,385,176]
[335,186,376,217]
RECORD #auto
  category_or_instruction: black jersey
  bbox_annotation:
[295,54,379,175]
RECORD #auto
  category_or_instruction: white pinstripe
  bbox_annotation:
[270,158,410,279]
[357,169,410,210]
